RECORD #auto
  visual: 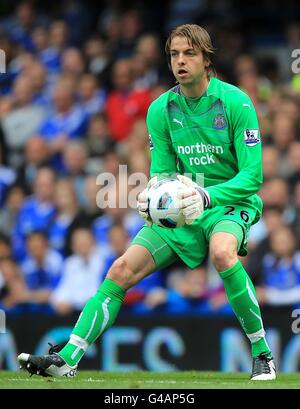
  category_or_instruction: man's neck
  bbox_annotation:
[180,76,210,99]
[35,255,46,267]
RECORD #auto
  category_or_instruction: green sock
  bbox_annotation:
[59,279,125,366]
[219,260,272,358]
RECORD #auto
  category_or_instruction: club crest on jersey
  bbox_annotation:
[149,134,154,150]
[244,129,260,146]
[212,113,227,129]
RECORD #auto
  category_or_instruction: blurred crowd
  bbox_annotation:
[0,0,300,316]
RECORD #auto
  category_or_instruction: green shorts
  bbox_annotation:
[132,196,262,270]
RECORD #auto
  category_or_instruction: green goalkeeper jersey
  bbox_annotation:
[147,76,263,208]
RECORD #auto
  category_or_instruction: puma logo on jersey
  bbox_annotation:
[173,118,184,127]
[243,103,251,108]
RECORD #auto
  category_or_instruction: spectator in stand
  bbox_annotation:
[6,52,37,86]
[56,174,103,237]
[262,145,281,180]
[60,0,89,47]
[83,36,111,86]
[1,75,47,168]
[128,152,150,177]
[255,225,300,307]
[164,0,207,35]
[6,231,63,313]
[133,34,166,89]
[48,179,79,257]
[137,265,230,314]
[278,96,300,123]
[61,48,85,80]
[123,118,151,178]
[19,231,63,311]
[0,257,28,312]
[77,73,106,118]
[125,119,149,157]
[0,185,26,237]
[31,26,61,76]
[131,53,151,91]
[85,173,103,213]
[0,34,16,95]
[49,20,69,56]
[92,181,144,246]
[259,177,293,223]
[104,223,130,265]
[61,141,88,205]
[24,61,51,109]
[250,177,293,248]
[0,235,12,259]
[234,54,273,106]
[271,113,298,157]
[1,1,49,53]
[293,180,300,242]
[12,167,56,262]
[33,20,68,83]
[106,58,152,142]
[102,150,123,177]
[0,94,14,120]
[51,228,105,315]
[85,113,115,171]
[114,10,143,59]
[287,141,300,189]
[0,146,16,207]
[39,77,88,170]
[60,174,104,239]
[237,70,260,108]
[99,17,122,61]
[248,205,286,276]
[16,136,51,192]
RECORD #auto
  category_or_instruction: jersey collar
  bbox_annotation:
[205,76,219,97]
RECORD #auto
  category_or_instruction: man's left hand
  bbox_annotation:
[177,175,211,225]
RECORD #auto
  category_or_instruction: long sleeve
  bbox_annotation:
[146,101,178,178]
[206,95,263,207]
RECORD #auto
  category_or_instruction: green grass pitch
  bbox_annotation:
[0,371,299,389]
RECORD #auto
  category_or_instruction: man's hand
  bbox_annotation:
[177,175,211,225]
[137,176,158,226]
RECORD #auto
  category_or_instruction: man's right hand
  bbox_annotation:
[137,176,158,226]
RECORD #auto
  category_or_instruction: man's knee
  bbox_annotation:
[105,244,156,289]
[106,257,134,289]
[210,232,238,272]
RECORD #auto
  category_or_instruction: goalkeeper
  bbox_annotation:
[18,24,275,380]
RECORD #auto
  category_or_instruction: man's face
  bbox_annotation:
[113,60,133,90]
[71,230,94,257]
[53,86,73,112]
[170,36,207,87]
[34,170,55,202]
[27,235,48,260]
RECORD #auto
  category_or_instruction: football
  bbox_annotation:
[147,178,186,228]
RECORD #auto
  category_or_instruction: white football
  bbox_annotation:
[147,178,186,228]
